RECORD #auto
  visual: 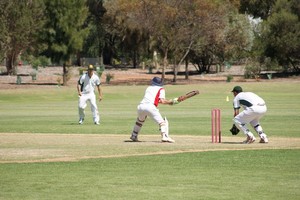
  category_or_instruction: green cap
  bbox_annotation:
[231,86,243,93]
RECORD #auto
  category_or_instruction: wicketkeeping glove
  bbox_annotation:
[230,124,240,135]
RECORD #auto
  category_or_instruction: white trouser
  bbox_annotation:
[234,105,267,135]
[78,92,99,123]
[131,103,168,136]
[137,103,164,124]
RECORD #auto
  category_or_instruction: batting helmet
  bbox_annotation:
[152,77,163,86]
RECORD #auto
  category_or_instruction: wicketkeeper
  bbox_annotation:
[231,86,268,144]
[130,77,179,143]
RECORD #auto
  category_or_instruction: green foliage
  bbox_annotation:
[28,55,51,70]
[96,64,105,77]
[82,0,106,58]
[260,0,300,71]
[226,75,233,82]
[104,0,238,76]
[263,57,280,71]
[239,0,276,19]
[1,0,299,78]
[223,13,255,59]
[244,59,261,79]
[42,0,90,63]
[0,0,45,74]
[31,59,41,71]
[244,56,281,79]
[78,68,84,76]
[105,73,114,84]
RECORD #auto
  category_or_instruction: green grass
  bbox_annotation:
[0,81,300,199]
[0,81,299,136]
[0,150,299,200]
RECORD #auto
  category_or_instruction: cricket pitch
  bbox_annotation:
[0,133,299,163]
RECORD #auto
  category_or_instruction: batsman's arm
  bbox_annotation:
[159,98,178,105]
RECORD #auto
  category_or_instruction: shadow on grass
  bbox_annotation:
[222,142,244,144]
[10,83,58,86]
[124,140,164,143]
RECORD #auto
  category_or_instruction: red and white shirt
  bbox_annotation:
[140,86,165,107]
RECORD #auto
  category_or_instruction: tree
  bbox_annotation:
[81,0,106,63]
[103,0,150,67]
[260,0,300,72]
[41,0,89,85]
[0,0,45,75]
[166,0,226,81]
[134,0,186,81]
[180,1,253,76]
[0,2,8,63]
[104,0,230,81]
[239,0,276,19]
[104,0,254,81]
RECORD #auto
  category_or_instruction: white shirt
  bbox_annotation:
[140,85,165,107]
[233,92,266,110]
[78,73,100,94]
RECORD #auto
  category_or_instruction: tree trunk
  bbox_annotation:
[76,52,81,66]
[185,58,189,80]
[173,62,178,83]
[173,41,193,82]
[63,63,68,86]
[132,50,138,68]
[6,53,16,75]
[162,49,168,82]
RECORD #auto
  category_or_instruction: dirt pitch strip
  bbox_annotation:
[0,133,299,163]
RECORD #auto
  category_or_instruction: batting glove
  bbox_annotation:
[172,98,179,105]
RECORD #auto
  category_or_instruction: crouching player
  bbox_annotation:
[231,86,269,144]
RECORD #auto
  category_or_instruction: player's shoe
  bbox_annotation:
[78,118,84,125]
[162,135,175,143]
[247,136,256,144]
[94,121,100,125]
[243,135,256,144]
[130,135,140,142]
[259,134,269,143]
[243,136,250,143]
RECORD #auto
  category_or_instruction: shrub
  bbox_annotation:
[106,73,114,84]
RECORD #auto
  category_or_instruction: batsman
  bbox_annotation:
[130,77,179,143]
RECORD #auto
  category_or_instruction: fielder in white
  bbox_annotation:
[130,77,179,143]
[77,65,102,125]
[231,86,269,144]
